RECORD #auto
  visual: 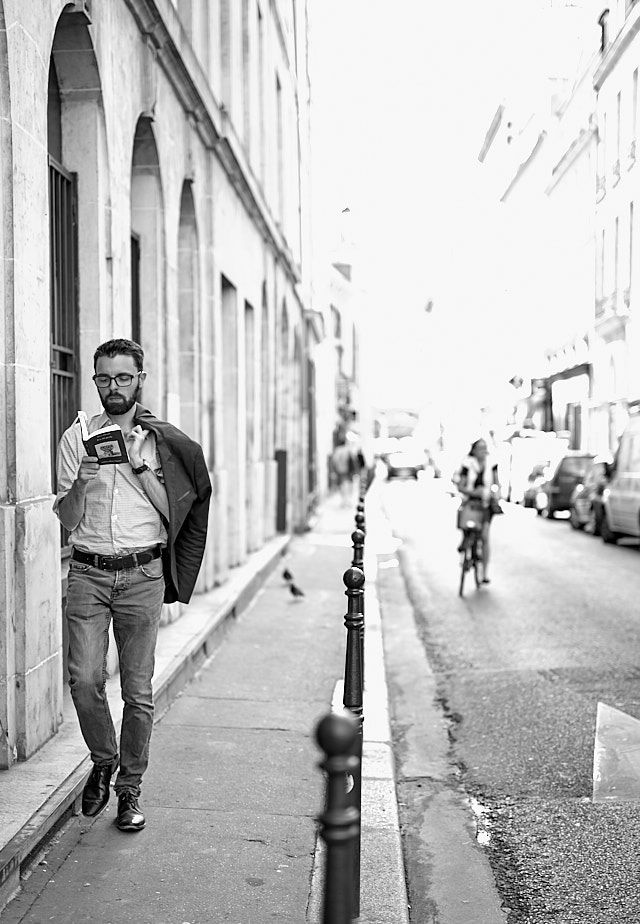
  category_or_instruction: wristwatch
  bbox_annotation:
[131,462,150,475]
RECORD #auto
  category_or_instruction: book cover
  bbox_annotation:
[77,411,129,465]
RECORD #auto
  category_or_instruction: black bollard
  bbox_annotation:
[350,528,365,692]
[316,712,360,924]
[342,566,365,919]
[351,528,365,572]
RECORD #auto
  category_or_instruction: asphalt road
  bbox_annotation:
[379,475,640,924]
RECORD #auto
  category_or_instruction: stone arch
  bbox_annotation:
[177,180,200,438]
[131,116,166,415]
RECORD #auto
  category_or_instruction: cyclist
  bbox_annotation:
[455,438,501,584]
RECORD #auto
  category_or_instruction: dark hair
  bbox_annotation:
[93,338,144,372]
[469,439,488,457]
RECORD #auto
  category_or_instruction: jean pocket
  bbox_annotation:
[139,557,164,580]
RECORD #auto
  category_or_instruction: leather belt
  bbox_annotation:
[71,545,162,572]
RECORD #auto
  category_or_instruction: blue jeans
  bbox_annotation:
[65,555,165,795]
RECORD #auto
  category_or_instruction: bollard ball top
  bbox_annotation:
[316,712,357,756]
[351,528,365,546]
[343,566,365,590]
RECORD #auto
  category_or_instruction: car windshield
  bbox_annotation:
[559,456,593,477]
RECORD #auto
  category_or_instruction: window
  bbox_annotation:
[597,111,607,183]
[258,4,265,185]
[629,434,640,470]
[629,201,634,290]
[242,0,251,153]
[614,215,620,293]
[615,91,622,177]
[276,74,284,221]
[632,69,638,157]
[598,228,606,301]
[49,160,79,491]
[220,0,231,106]
[48,60,79,508]
[131,233,141,343]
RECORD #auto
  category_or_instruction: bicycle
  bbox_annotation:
[457,502,485,597]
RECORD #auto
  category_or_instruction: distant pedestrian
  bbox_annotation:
[331,438,356,504]
[53,338,211,832]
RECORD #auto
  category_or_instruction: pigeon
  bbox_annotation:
[282,567,293,582]
[289,582,305,598]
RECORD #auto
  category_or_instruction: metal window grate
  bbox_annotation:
[49,157,79,547]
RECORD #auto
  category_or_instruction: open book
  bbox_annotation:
[77,411,129,465]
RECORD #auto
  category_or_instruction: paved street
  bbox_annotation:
[379,474,640,923]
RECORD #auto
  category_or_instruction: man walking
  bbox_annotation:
[54,338,211,832]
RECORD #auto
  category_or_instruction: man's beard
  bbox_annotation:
[101,384,141,416]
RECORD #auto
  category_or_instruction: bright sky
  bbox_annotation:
[309,0,592,430]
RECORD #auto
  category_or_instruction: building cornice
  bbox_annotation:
[478,104,504,163]
[123,0,301,284]
[546,122,596,194]
[500,130,546,202]
[594,4,640,90]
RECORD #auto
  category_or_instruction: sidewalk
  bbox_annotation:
[0,492,409,924]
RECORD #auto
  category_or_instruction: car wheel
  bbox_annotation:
[601,515,619,544]
[569,507,584,530]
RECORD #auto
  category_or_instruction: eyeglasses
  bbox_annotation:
[92,372,142,388]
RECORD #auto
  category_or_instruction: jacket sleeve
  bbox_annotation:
[172,445,212,603]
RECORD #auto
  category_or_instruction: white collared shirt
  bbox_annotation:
[53,411,168,554]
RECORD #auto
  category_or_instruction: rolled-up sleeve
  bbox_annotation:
[52,428,81,517]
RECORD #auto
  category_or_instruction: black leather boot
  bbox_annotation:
[82,759,118,817]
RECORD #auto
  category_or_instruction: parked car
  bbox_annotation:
[598,413,640,543]
[385,438,426,480]
[568,455,611,534]
[523,461,551,508]
[534,451,596,518]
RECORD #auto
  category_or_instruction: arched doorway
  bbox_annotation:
[48,8,106,480]
[177,181,200,438]
[131,117,166,415]
[275,299,290,531]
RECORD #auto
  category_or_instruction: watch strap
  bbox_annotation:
[131,462,150,475]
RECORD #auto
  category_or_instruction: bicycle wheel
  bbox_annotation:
[473,536,483,589]
[458,535,470,597]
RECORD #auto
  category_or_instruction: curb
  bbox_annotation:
[306,515,410,924]
[0,534,289,914]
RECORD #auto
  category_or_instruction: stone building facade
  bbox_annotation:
[0,0,343,769]
[478,1,640,456]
